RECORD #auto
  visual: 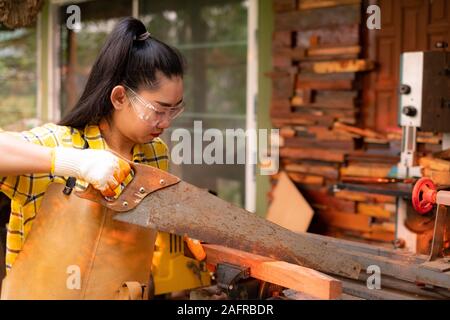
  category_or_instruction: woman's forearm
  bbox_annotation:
[0,133,52,176]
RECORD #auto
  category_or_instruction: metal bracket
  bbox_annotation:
[420,204,450,272]
[215,262,250,292]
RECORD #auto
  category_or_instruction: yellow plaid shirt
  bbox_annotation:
[0,123,169,273]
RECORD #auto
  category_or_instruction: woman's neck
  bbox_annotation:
[98,118,134,161]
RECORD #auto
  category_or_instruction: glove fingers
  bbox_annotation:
[114,159,131,184]
[101,185,117,198]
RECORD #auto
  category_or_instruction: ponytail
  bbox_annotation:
[59,17,185,129]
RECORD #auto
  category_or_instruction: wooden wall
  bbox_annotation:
[269,0,449,246]
[364,0,450,131]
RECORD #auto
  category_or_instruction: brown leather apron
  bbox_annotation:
[0,183,157,300]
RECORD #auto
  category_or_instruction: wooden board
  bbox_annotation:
[419,157,450,172]
[267,171,314,233]
[312,91,358,109]
[307,126,356,141]
[334,190,396,204]
[284,163,339,179]
[274,0,298,12]
[275,5,361,31]
[308,45,361,57]
[340,164,393,178]
[273,30,293,48]
[273,171,325,186]
[296,24,360,47]
[204,244,342,300]
[334,122,385,139]
[357,203,392,219]
[298,0,361,10]
[280,147,346,162]
[283,137,355,151]
[423,168,450,186]
[301,59,375,73]
[302,189,356,213]
[272,115,336,127]
[319,210,372,232]
[296,78,354,90]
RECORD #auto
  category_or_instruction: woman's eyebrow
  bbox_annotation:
[155,99,184,107]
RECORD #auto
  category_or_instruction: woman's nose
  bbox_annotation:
[157,118,171,129]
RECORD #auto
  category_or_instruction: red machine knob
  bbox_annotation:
[412,178,437,214]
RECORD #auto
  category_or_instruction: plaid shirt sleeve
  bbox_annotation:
[0,123,67,206]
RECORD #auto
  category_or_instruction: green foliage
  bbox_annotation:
[0,26,37,127]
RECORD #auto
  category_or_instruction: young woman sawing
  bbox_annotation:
[0,17,205,277]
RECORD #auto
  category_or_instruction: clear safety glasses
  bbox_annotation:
[124,85,185,122]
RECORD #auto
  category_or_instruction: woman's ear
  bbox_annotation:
[110,85,128,110]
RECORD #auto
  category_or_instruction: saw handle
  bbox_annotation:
[75,157,180,212]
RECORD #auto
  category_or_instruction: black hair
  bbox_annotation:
[59,17,185,129]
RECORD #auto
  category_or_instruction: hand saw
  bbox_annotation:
[76,162,361,279]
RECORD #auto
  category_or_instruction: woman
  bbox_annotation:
[0,17,191,283]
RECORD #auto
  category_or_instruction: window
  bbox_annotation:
[0,24,37,128]
[139,0,249,207]
[57,0,250,208]
[59,0,132,116]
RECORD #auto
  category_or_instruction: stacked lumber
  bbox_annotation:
[419,152,450,186]
[270,0,445,245]
[270,0,396,245]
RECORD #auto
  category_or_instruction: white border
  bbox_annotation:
[245,0,258,212]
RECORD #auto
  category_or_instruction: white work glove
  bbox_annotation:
[51,147,131,197]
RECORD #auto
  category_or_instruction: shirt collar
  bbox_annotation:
[83,124,144,162]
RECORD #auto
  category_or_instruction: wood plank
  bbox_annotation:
[419,157,450,172]
[334,190,396,204]
[307,45,361,57]
[279,126,296,138]
[272,76,294,99]
[274,0,298,12]
[273,30,293,48]
[284,163,339,179]
[274,109,357,123]
[299,0,361,10]
[275,5,361,31]
[306,126,356,141]
[357,203,392,219]
[271,99,291,112]
[423,168,450,185]
[204,244,342,300]
[283,137,355,151]
[303,189,356,212]
[360,230,395,243]
[334,122,385,139]
[296,78,354,90]
[297,72,356,81]
[371,222,396,233]
[433,148,450,160]
[280,147,346,162]
[273,47,306,60]
[296,24,360,47]
[319,210,372,232]
[301,59,375,73]
[272,51,292,68]
[273,172,325,186]
[272,114,335,127]
[267,171,314,233]
[313,91,358,109]
[340,164,393,178]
